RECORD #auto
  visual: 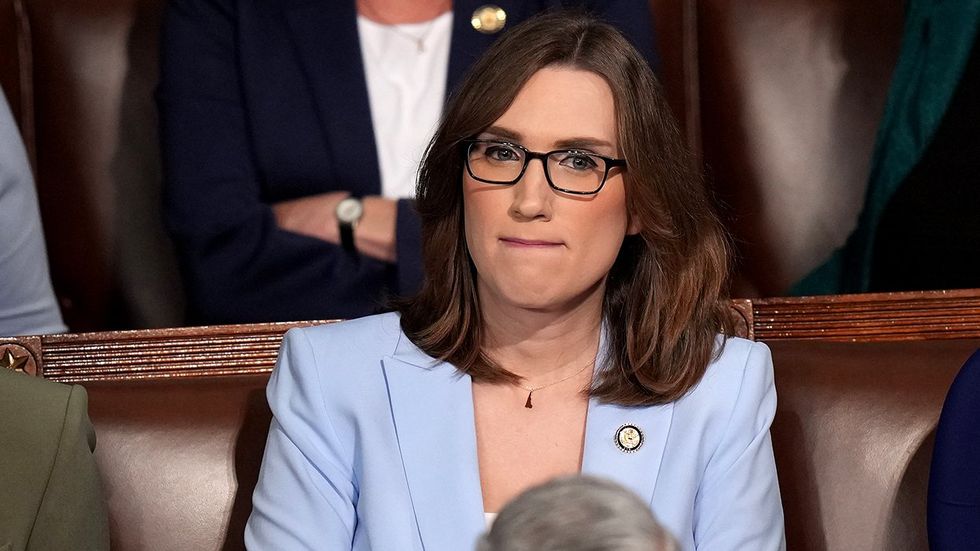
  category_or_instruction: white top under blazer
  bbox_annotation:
[245,312,786,550]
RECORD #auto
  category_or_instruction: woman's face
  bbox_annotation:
[463,66,638,313]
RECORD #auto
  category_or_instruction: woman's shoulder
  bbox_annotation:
[277,312,405,384]
[271,312,407,413]
[294,311,403,355]
[672,336,775,425]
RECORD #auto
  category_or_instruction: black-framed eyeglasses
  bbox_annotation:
[463,139,627,195]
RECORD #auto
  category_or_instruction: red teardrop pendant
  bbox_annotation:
[525,391,533,408]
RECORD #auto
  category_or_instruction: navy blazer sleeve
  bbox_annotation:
[928,349,980,549]
[159,0,657,324]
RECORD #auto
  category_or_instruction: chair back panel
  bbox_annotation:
[86,375,270,551]
[768,339,979,550]
[14,0,182,330]
[697,0,905,294]
[0,0,33,163]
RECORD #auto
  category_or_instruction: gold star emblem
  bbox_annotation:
[0,348,29,373]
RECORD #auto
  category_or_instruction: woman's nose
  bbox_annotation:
[509,157,553,221]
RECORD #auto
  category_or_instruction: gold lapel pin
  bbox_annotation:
[471,5,507,34]
[615,424,643,453]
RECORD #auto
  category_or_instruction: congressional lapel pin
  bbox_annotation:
[615,424,643,453]
[471,5,506,34]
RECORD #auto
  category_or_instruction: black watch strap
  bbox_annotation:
[339,220,355,253]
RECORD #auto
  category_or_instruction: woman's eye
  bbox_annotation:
[559,153,599,170]
[485,145,521,162]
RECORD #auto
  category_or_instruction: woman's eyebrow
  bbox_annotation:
[478,128,616,151]
[553,137,615,150]
[480,126,523,142]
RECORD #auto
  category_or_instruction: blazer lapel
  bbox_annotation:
[283,0,382,194]
[582,397,674,506]
[383,335,485,550]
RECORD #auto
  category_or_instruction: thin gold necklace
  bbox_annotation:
[516,360,595,409]
[358,0,448,53]
[387,19,438,53]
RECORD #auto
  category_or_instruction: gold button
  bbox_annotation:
[615,424,643,453]
[471,5,507,34]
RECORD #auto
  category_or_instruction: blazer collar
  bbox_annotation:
[384,334,485,550]
[383,325,673,548]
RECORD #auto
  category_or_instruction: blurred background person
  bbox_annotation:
[0,86,66,336]
[158,0,657,324]
[476,475,679,551]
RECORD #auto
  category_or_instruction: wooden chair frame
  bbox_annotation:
[3,289,980,383]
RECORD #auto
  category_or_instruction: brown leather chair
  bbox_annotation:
[4,291,980,550]
[86,375,269,550]
[696,1,905,295]
[0,0,183,332]
[770,339,977,549]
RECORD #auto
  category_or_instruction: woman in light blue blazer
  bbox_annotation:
[246,11,784,550]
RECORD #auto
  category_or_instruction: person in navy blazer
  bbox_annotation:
[158,0,657,323]
[246,12,784,550]
[928,349,980,549]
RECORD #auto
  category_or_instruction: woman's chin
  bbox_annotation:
[486,283,605,315]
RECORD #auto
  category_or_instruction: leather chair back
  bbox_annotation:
[86,375,269,550]
[696,1,905,295]
[0,0,182,331]
[769,339,978,550]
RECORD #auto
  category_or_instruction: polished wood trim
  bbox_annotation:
[752,289,980,342]
[2,320,333,383]
[3,289,980,382]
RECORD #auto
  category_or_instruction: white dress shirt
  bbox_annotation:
[358,12,453,199]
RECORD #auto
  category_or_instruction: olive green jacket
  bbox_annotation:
[0,368,109,550]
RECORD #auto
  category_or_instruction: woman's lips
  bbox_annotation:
[499,237,564,248]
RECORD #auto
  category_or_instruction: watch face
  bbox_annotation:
[336,198,364,223]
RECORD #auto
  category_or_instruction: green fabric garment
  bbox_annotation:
[791,0,980,295]
[0,369,110,551]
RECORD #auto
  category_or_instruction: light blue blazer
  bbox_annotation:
[245,313,785,550]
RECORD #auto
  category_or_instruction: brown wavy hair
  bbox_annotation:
[396,11,733,406]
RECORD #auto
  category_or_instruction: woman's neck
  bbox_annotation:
[356,0,452,24]
[480,285,604,381]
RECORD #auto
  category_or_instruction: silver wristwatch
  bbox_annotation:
[335,197,364,254]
